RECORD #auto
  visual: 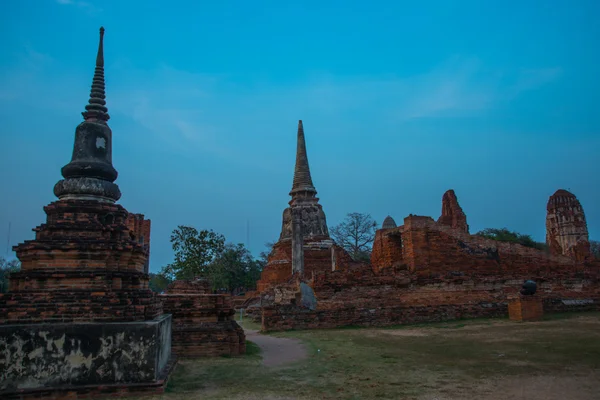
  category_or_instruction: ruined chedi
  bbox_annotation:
[256,121,351,291]
[382,215,397,230]
[546,189,591,261]
[0,28,173,398]
[280,120,330,242]
[437,189,469,233]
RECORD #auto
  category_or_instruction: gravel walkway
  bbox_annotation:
[244,329,308,367]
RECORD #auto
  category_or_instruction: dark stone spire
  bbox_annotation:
[279,120,329,240]
[53,27,121,203]
[82,26,109,122]
[290,120,317,197]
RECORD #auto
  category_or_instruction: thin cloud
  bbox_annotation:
[508,67,563,97]
[55,0,101,14]
[0,48,562,156]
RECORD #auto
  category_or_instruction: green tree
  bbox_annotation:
[148,273,172,293]
[475,228,547,251]
[208,243,263,293]
[330,212,378,261]
[160,226,226,280]
[0,257,21,293]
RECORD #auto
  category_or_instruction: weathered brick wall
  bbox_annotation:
[262,301,508,332]
[256,239,353,292]
[257,241,292,292]
[262,284,600,332]
[126,213,151,272]
[374,215,584,279]
[166,278,211,294]
[160,283,246,358]
[371,228,404,272]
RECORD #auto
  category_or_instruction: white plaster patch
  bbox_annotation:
[27,347,44,360]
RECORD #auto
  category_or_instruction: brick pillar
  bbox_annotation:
[292,209,304,275]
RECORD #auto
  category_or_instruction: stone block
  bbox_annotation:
[0,314,172,395]
[508,296,544,321]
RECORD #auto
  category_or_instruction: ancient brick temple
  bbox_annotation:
[159,278,246,358]
[260,189,600,332]
[0,28,173,398]
[546,189,591,261]
[256,121,352,292]
[437,189,469,233]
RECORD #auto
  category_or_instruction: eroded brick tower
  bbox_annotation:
[0,28,173,398]
[546,189,591,261]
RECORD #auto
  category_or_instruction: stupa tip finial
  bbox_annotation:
[290,119,316,196]
[82,26,109,122]
[96,26,105,68]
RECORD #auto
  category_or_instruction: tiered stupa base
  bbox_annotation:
[0,200,174,398]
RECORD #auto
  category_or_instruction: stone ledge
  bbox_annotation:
[0,354,177,400]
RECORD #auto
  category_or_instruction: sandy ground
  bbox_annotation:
[244,329,308,367]
[420,374,600,400]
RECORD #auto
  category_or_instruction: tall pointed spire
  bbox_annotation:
[290,120,317,196]
[82,27,109,122]
[54,27,120,203]
[279,120,329,240]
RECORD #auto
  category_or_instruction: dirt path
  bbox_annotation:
[244,329,308,367]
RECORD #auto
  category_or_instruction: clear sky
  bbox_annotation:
[0,0,598,273]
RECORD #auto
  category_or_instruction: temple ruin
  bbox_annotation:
[257,184,600,332]
[256,120,352,292]
[437,189,469,233]
[546,189,591,261]
[159,278,246,358]
[0,28,174,398]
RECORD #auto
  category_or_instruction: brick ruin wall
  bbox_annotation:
[256,239,353,292]
[160,278,246,358]
[262,215,600,331]
[126,213,151,273]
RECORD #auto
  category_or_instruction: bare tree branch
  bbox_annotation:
[330,212,378,261]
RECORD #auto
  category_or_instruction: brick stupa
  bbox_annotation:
[256,121,351,291]
[0,28,174,398]
[546,189,591,261]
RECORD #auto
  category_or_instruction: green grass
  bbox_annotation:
[234,310,262,331]
[129,312,600,400]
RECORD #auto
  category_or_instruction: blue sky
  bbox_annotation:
[0,0,598,272]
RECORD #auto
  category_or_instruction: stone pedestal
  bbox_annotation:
[0,315,173,395]
[508,295,544,321]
